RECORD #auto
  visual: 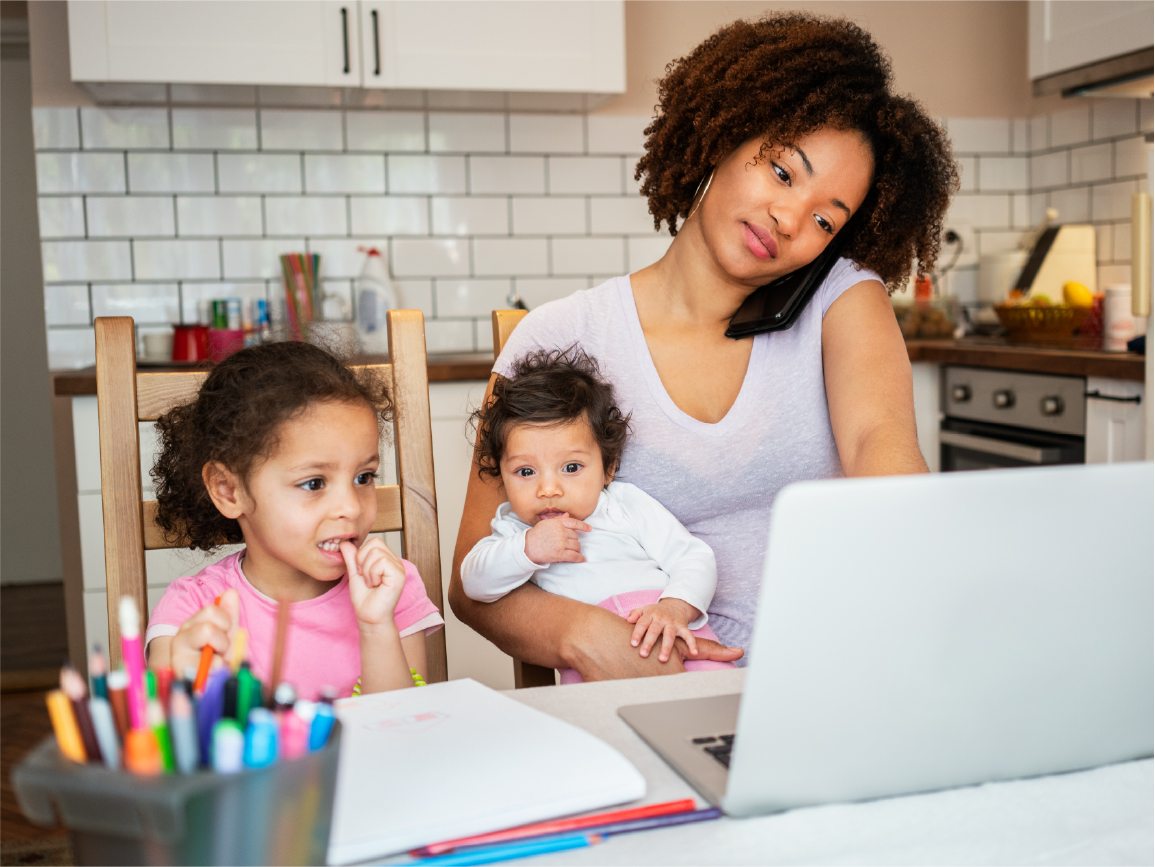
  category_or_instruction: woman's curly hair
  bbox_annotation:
[152,341,392,551]
[472,347,631,482]
[636,12,958,290]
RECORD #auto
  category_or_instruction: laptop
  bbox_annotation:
[619,462,1154,817]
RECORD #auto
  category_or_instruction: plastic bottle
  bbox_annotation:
[355,247,400,353]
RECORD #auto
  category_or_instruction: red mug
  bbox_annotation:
[172,325,210,362]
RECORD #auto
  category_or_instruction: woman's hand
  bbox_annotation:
[161,589,240,676]
[524,514,590,564]
[341,538,406,630]
[626,599,700,663]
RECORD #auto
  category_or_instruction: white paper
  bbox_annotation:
[327,679,646,865]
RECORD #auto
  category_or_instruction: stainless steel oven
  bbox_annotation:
[940,367,1085,471]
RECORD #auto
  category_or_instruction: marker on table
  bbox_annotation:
[147,696,175,773]
[106,669,130,739]
[413,798,698,856]
[60,667,101,764]
[411,833,601,866]
[89,646,109,699]
[88,690,121,770]
[193,595,223,693]
[212,719,245,773]
[119,596,148,730]
[169,683,200,774]
[45,690,87,763]
[124,728,162,775]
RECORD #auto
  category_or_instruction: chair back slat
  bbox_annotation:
[95,318,149,669]
[388,311,447,684]
[142,485,404,550]
[136,371,209,421]
[490,310,558,689]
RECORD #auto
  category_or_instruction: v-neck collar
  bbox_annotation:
[618,275,766,439]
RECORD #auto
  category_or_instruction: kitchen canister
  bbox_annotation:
[1102,284,1136,351]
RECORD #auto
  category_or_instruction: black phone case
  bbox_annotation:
[725,226,856,339]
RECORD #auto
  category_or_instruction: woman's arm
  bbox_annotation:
[823,280,928,477]
[448,375,740,679]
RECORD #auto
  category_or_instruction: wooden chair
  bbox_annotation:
[491,309,557,689]
[94,312,447,683]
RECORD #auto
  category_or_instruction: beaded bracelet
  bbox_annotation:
[350,668,426,696]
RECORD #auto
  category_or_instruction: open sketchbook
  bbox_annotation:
[327,678,646,864]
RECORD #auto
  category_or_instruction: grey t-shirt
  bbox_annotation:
[493,258,881,659]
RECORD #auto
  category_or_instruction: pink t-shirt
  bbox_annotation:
[145,551,443,700]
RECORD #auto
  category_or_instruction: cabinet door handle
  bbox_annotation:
[371,9,381,76]
[341,7,350,74]
[1085,390,1142,404]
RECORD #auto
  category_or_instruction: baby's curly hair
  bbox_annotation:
[472,348,631,482]
[151,341,392,551]
[636,12,958,289]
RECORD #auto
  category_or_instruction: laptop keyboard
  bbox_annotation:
[692,733,735,768]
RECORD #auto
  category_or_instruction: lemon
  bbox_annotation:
[1063,281,1093,307]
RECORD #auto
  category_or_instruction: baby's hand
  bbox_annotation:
[626,599,701,663]
[169,589,240,677]
[524,514,590,565]
[341,538,405,631]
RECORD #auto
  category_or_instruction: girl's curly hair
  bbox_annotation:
[472,347,631,482]
[151,341,392,551]
[635,12,959,290]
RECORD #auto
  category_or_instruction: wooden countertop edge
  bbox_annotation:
[51,343,1145,395]
[53,354,495,395]
[905,340,1145,381]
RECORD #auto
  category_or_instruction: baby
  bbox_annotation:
[461,347,735,682]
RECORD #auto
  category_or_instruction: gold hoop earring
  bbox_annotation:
[686,168,715,224]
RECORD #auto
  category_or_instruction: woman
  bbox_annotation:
[449,13,957,679]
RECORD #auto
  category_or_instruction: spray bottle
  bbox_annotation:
[355,247,400,353]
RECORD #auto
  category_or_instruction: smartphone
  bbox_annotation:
[725,222,857,339]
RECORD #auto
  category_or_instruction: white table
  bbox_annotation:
[505,670,1154,866]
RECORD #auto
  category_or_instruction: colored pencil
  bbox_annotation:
[411,833,600,866]
[268,598,291,704]
[193,595,222,693]
[412,798,696,856]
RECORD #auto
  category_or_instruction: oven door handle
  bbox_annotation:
[939,430,1060,464]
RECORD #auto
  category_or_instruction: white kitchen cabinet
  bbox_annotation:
[1028,0,1153,81]
[68,1,624,96]
[1085,376,1147,464]
[69,2,361,88]
[359,1,623,94]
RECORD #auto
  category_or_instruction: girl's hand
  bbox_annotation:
[340,539,405,630]
[524,514,590,565]
[168,589,240,676]
[626,599,700,663]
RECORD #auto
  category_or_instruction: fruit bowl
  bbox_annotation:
[994,303,1090,347]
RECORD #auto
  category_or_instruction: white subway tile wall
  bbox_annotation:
[34,105,1150,367]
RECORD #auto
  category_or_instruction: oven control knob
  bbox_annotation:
[993,389,1015,409]
[1041,396,1064,416]
[951,384,971,403]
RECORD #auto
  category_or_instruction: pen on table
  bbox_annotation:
[60,667,101,764]
[193,595,223,693]
[413,797,698,856]
[410,833,601,866]
[119,596,148,730]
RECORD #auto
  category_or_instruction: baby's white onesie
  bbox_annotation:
[461,480,716,628]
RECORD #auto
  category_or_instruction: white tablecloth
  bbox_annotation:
[506,670,1154,866]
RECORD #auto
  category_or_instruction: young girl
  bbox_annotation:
[146,341,443,698]
[461,348,735,683]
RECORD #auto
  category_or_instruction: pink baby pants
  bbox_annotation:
[558,589,737,684]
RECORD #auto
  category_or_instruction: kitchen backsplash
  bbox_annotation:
[34,100,1153,369]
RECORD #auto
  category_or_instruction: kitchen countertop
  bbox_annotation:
[904,338,1145,381]
[51,342,1144,395]
[52,351,496,395]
